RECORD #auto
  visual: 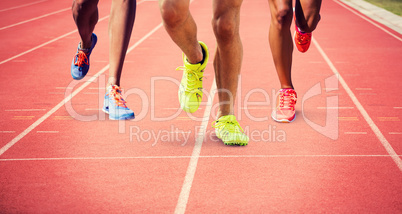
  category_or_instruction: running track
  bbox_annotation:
[0,0,401,212]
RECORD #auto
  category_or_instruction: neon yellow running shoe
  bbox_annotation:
[177,41,209,113]
[212,115,249,146]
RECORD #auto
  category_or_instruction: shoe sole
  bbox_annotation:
[224,141,248,146]
[271,111,296,123]
[102,108,134,120]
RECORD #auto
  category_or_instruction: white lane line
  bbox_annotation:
[36,131,59,133]
[0,0,150,65]
[0,8,70,31]
[333,0,402,42]
[317,107,354,109]
[85,108,102,111]
[0,131,16,133]
[0,0,47,13]
[175,79,216,214]
[88,87,106,90]
[394,107,402,109]
[313,38,402,171]
[240,107,270,109]
[0,0,151,31]
[356,88,372,91]
[5,109,46,112]
[378,117,400,121]
[0,22,164,157]
[344,132,367,135]
[1,154,401,162]
[55,87,74,90]
[0,15,106,66]
[389,132,402,135]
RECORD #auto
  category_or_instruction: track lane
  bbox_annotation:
[1,0,217,212]
[183,0,402,212]
[0,0,401,212]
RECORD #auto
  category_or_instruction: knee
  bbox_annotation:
[72,0,98,8]
[271,6,293,30]
[159,1,188,28]
[212,13,239,43]
[72,0,98,12]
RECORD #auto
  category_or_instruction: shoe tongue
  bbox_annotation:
[78,43,90,53]
[280,88,294,93]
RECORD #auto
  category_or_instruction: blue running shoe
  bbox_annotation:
[71,33,97,80]
[102,85,135,120]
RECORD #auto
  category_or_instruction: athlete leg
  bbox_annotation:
[72,0,99,49]
[107,0,136,87]
[267,0,293,89]
[212,0,243,118]
[295,0,322,33]
[158,0,202,63]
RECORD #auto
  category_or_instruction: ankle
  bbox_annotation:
[187,45,204,64]
[216,110,234,120]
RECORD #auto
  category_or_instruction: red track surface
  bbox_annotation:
[1,0,401,212]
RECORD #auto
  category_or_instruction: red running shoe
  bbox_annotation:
[272,88,297,123]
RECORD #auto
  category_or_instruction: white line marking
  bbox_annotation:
[175,79,216,214]
[333,0,402,42]
[55,87,74,90]
[5,109,46,112]
[344,132,367,135]
[378,117,400,121]
[313,38,402,171]
[0,0,47,13]
[1,154,401,162]
[0,131,15,133]
[36,131,59,133]
[240,107,270,109]
[85,108,102,111]
[359,93,377,95]
[317,107,354,109]
[393,107,402,109]
[0,8,70,31]
[89,87,106,90]
[0,0,149,65]
[0,15,103,66]
[389,132,402,135]
[0,23,164,157]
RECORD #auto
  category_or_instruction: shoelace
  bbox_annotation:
[176,66,202,93]
[296,31,311,45]
[278,90,297,111]
[74,50,89,67]
[211,117,244,134]
[109,85,127,108]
